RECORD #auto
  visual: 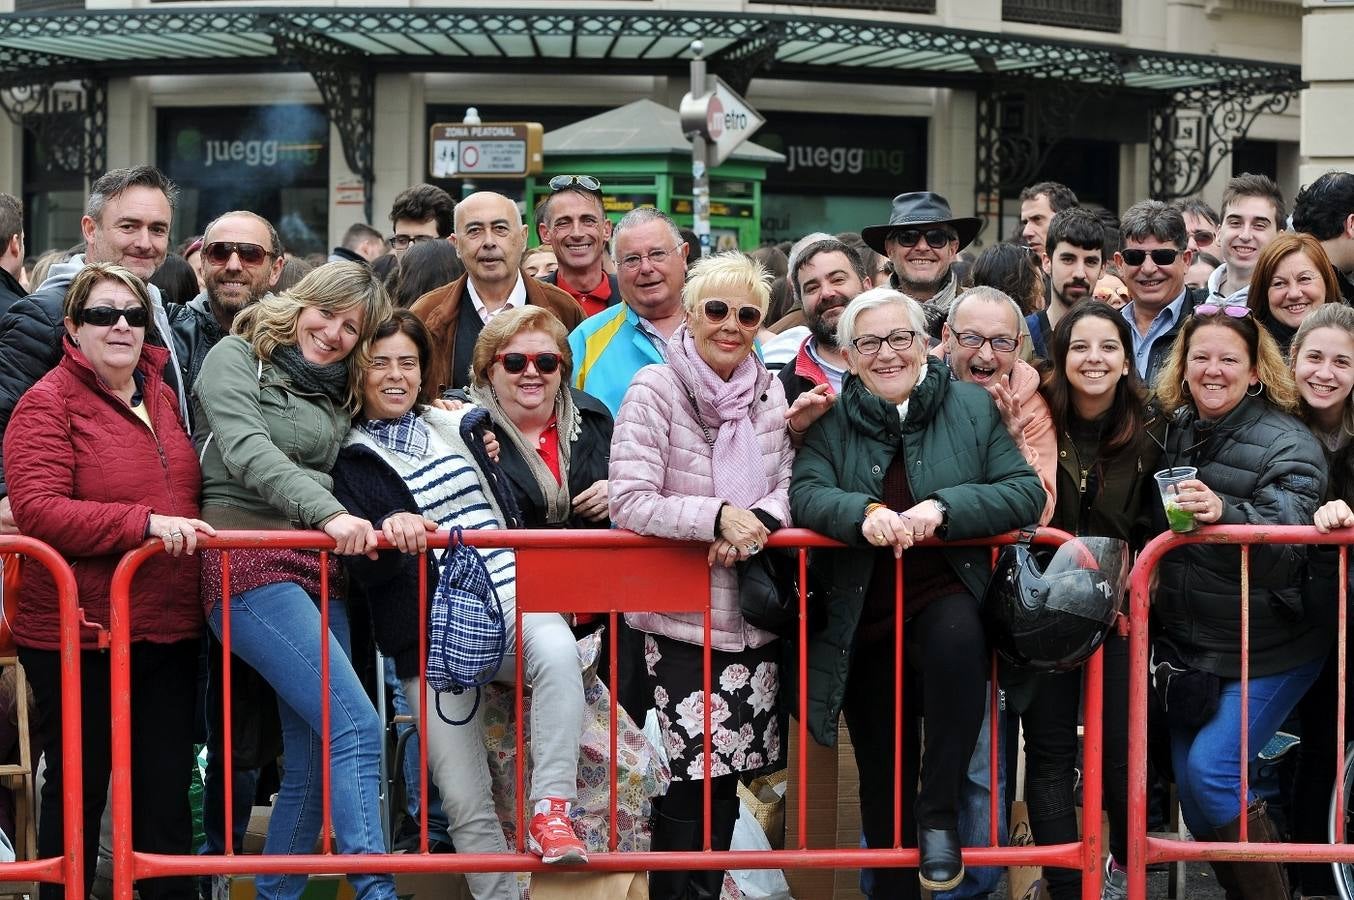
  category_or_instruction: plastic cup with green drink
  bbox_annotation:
[1154,466,1199,533]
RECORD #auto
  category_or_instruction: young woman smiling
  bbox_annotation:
[1019,301,1158,900]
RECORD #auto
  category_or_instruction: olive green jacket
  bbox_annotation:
[789,357,1045,747]
[193,335,349,529]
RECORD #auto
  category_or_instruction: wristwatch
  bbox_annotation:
[932,497,950,536]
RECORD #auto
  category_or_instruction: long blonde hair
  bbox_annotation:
[232,261,391,411]
[1154,309,1299,415]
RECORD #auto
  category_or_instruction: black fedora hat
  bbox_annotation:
[860,191,983,254]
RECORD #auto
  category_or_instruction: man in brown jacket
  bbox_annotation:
[411,190,583,393]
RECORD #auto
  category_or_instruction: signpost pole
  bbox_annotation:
[461,106,480,199]
[689,41,711,260]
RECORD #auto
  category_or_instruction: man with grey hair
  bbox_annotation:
[1115,200,1204,386]
[0,165,186,534]
[568,206,689,414]
[0,193,24,314]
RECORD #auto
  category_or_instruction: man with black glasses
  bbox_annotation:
[539,175,620,318]
[387,182,455,257]
[861,191,982,337]
[568,207,689,414]
[1116,200,1204,386]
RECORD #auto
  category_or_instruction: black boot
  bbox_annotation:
[648,809,699,900]
[1212,800,1289,900]
[917,827,964,893]
[685,780,740,900]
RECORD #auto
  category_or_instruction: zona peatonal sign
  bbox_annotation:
[428,121,544,179]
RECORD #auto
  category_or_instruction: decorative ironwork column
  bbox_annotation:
[273,29,375,223]
[1148,84,1296,200]
[0,76,107,185]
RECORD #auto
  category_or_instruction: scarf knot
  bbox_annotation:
[360,410,431,460]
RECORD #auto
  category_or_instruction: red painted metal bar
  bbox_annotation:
[319,550,333,855]
[0,536,85,897]
[416,549,429,854]
[220,552,234,858]
[1338,546,1347,849]
[107,526,1094,896]
[893,553,905,849]
[1238,544,1250,842]
[1127,525,1354,900]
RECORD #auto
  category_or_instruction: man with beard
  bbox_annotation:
[777,238,872,438]
[412,191,583,393]
[168,210,285,393]
[1027,207,1107,358]
[860,192,983,338]
[539,176,620,318]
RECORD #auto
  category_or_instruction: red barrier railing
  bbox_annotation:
[0,535,88,898]
[1126,525,1354,900]
[106,527,1106,898]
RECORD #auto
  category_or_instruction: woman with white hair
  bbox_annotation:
[790,288,1044,898]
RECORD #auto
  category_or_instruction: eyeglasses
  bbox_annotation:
[80,305,148,327]
[548,174,602,194]
[701,299,763,330]
[1120,248,1181,267]
[1193,304,1251,319]
[619,245,679,271]
[888,228,954,250]
[389,234,439,251]
[1191,230,1216,248]
[851,329,917,356]
[494,351,562,375]
[204,241,270,267]
[953,331,1019,353]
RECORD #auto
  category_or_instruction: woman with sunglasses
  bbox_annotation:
[1019,301,1159,900]
[790,288,1043,898]
[4,263,213,900]
[1245,232,1342,356]
[1151,304,1327,900]
[610,252,793,899]
[193,261,398,900]
[332,310,589,898]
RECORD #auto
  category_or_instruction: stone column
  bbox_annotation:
[1300,0,1354,185]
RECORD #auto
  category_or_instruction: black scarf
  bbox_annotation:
[271,344,349,407]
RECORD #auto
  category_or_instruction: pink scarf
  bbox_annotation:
[666,325,769,510]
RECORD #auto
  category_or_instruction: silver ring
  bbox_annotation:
[746,543,760,555]
[168,530,182,538]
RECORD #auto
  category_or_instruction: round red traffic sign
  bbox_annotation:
[706,95,725,139]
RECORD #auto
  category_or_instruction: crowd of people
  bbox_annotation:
[1,163,1354,900]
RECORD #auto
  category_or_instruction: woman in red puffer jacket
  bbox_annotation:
[4,262,213,900]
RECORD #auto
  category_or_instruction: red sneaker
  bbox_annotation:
[528,798,588,864]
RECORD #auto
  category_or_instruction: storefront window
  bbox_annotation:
[157,105,330,256]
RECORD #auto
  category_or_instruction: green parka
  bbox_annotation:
[790,357,1046,747]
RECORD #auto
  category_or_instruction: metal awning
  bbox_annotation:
[0,7,1302,95]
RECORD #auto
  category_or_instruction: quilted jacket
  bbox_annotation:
[608,358,794,652]
[4,339,203,649]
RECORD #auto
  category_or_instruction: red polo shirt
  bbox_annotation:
[555,270,612,318]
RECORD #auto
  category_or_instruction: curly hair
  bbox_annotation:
[469,305,571,388]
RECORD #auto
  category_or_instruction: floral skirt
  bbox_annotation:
[643,632,781,782]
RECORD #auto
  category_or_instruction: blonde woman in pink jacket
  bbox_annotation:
[609,251,794,900]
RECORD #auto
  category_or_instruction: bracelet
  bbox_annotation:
[786,419,806,436]
[864,502,886,520]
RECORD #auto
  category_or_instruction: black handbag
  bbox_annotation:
[1149,634,1220,731]
[736,545,800,637]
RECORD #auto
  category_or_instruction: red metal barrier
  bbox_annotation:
[0,535,88,898]
[1126,525,1354,900]
[107,527,1105,898]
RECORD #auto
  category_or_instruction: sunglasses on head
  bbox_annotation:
[80,305,148,327]
[889,228,954,249]
[1191,229,1216,248]
[204,241,270,267]
[1193,303,1251,319]
[1120,247,1181,267]
[494,351,561,375]
[548,174,602,194]
[701,299,763,329]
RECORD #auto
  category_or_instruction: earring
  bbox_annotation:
[1246,382,1264,397]
[1181,379,1190,395]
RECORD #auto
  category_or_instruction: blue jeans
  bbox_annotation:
[208,582,394,900]
[1169,654,1323,835]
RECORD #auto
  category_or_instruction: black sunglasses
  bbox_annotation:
[1120,247,1180,267]
[204,241,270,267]
[889,228,954,249]
[80,305,149,327]
[548,174,602,194]
[494,351,561,375]
[702,299,763,329]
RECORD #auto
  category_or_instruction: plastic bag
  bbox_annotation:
[729,795,792,900]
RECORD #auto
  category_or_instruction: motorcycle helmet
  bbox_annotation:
[981,534,1128,672]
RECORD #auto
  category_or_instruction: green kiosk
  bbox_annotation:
[524,99,784,252]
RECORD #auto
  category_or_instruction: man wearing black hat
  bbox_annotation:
[862,191,983,338]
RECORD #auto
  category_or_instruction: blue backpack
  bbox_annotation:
[426,525,506,725]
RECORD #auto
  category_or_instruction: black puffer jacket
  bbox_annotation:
[1153,395,1328,678]
[167,292,228,397]
[495,388,613,528]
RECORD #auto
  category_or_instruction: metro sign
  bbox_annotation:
[680,75,765,166]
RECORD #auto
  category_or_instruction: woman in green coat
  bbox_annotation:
[790,287,1045,899]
